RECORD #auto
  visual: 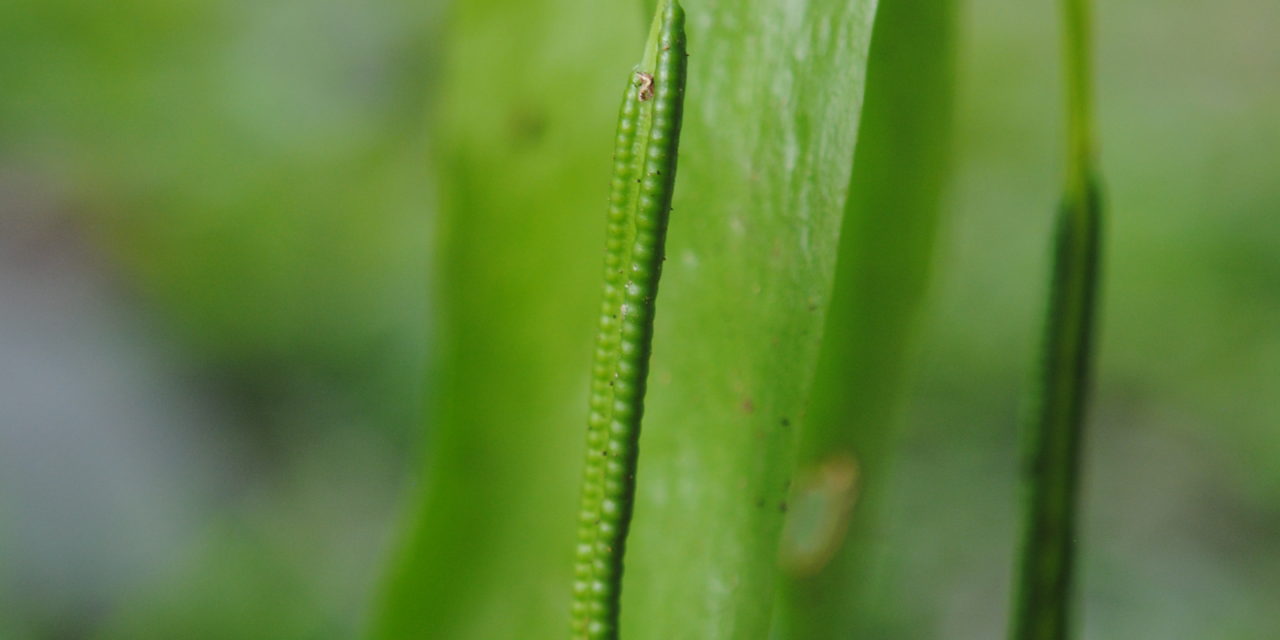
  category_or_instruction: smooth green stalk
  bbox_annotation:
[1010,0,1102,636]
[571,2,686,638]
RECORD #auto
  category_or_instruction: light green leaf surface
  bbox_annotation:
[619,1,878,637]
[372,0,879,637]
[773,0,956,636]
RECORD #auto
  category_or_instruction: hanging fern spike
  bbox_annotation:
[1010,0,1102,636]
[571,1,687,639]
[1012,178,1101,640]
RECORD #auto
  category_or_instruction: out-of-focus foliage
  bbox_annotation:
[1,0,437,637]
[369,0,638,636]
[0,0,1277,637]
[0,0,436,424]
[878,0,1280,636]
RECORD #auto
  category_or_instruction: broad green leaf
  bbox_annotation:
[371,0,878,638]
[772,0,957,637]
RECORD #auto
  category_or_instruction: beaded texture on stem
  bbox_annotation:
[571,2,687,639]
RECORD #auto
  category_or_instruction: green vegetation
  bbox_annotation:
[1010,0,1101,636]
[571,2,687,637]
[2,0,1278,638]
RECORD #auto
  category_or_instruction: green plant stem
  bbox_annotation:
[571,2,686,638]
[1062,0,1094,196]
[1010,0,1102,636]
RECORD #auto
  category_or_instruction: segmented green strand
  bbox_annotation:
[571,2,686,639]
[1011,0,1102,635]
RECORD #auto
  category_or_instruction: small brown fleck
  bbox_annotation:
[777,453,862,576]
[635,72,655,101]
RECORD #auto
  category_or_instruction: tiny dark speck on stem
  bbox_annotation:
[778,502,788,513]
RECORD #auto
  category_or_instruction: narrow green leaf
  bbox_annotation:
[1010,0,1103,635]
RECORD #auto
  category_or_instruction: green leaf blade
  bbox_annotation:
[621,1,879,637]
[772,0,958,635]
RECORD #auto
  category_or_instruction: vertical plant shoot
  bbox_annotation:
[1011,0,1102,636]
[571,1,686,638]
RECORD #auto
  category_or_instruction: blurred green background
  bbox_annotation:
[1,0,1276,638]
